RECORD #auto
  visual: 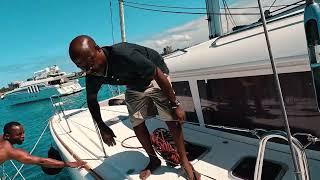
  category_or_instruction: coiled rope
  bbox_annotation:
[121,128,180,167]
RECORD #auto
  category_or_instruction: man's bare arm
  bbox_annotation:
[153,67,185,122]
[87,94,104,126]
[8,147,85,168]
[153,68,176,103]
[87,94,116,146]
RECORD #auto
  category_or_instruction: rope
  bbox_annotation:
[150,128,180,166]
[121,136,143,149]
[222,0,237,27]
[53,117,135,180]
[2,164,4,180]
[11,120,50,180]
[123,4,260,16]
[122,0,300,10]
[269,0,304,14]
[117,129,215,179]
[268,0,278,11]
[9,161,25,180]
[223,0,230,33]
[50,120,105,180]
[121,128,180,166]
[4,173,11,180]
[1,164,11,180]
[257,0,300,178]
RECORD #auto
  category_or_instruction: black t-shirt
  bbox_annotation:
[86,42,169,95]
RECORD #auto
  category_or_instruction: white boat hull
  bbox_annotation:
[49,105,320,180]
[3,80,83,105]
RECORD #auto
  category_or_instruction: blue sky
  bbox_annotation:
[0,0,207,87]
[0,0,294,87]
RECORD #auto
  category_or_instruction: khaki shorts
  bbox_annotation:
[125,77,175,127]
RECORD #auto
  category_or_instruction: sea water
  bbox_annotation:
[0,78,125,179]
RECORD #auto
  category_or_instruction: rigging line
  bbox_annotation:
[268,0,278,11]
[55,118,104,160]
[51,121,105,180]
[109,0,115,45]
[53,121,135,180]
[9,161,25,180]
[222,0,237,27]
[257,0,300,178]
[5,173,12,180]
[227,5,293,9]
[1,164,11,180]
[58,121,100,160]
[223,0,229,30]
[269,0,305,14]
[122,0,297,10]
[12,120,50,180]
[122,0,205,10]
[223,1,229,33]
[225,0,237,26]
[1,166,3,180]
[123,4,260,16]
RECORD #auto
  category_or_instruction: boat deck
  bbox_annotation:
[50,105,320,180]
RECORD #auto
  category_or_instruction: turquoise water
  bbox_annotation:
[0,78,125,179]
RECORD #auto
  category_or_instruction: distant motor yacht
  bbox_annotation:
[1,65,84,105]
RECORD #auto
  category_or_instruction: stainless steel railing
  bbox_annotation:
[254,131,310,180]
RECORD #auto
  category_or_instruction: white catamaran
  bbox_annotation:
[42,0,320,179]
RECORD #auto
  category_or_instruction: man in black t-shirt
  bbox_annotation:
[69,35,200,180]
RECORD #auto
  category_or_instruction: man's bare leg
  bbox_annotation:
[133,122,161,180]
[165,121,200,180]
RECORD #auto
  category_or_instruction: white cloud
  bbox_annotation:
[139,0,300,53]
[140,16,209,52]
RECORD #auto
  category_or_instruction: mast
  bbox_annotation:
[257,0,301,179]
[118,0,126,42]
[205,0,222,39]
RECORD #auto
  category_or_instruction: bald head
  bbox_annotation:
[69,35,97,63]
[68,35,107,76]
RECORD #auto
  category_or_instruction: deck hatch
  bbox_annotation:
[229,156,287,180]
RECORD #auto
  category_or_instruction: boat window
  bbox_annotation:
[48,80,61,85]
[171,81,199,123]
[197,74,320,140]
[306,19,320,110]
[14,88,29,94]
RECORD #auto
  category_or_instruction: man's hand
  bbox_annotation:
[174,106,186,123]
[98,125,117,146]
[65,160,87,168]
